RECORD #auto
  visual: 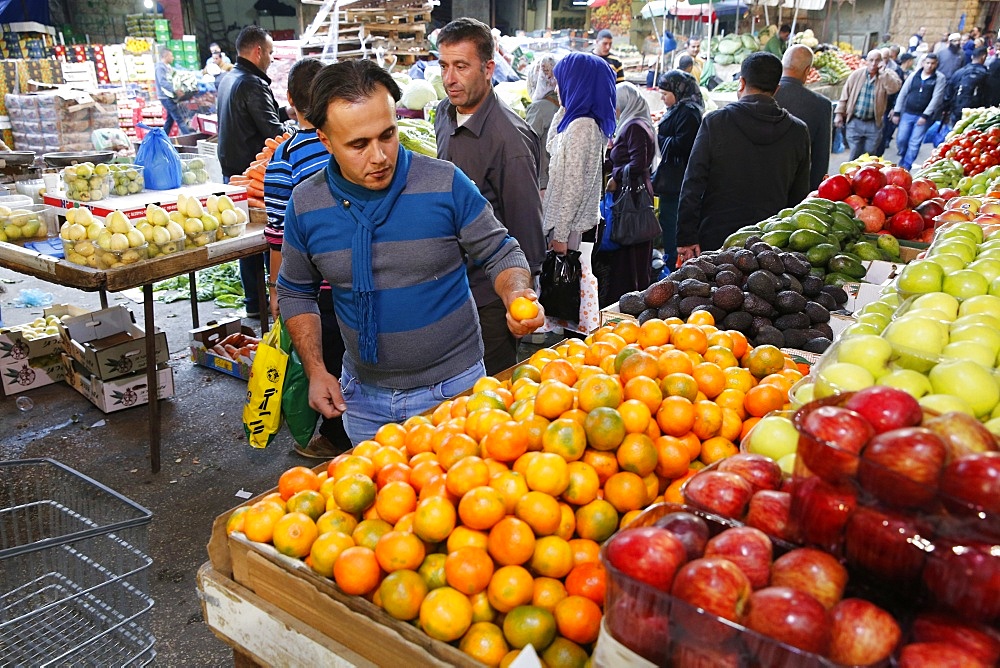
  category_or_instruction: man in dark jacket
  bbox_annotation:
[678,52,810,257]
[775,45,832,190]
[891,53,947,169]
[216,25,290,318]
[937,33,966,80]
[948,46,989,120]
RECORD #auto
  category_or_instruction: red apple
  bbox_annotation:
[873,184,910,216]
[770,547,848,610]
[844,385,923,434]
[845,505,931,585]
[606,592,671,665]
[883,165,913,190]
[653,511,710,561]
[924,412,998,460]
[923,541,1000,624]
[911,612,1000,666]
[744,586,829,654]
[605,526,687,592]
[704,526,773,590]
[828,598,902,665]
[717,453,783,494]
[857,205,887,233]
[672,557,752,639]
[858,427,948,509]
[852,165,887,199]
[788,475,857,553]
[682,470,753,520]
[888,208,925,240]
[936,208,974,224]
[745,490,793,542]
[817,174,852,201]
[670,643,742,667]
[916,199,946,227]
[918,227,936,243]
[939,187,960,200]
[898,641,992,668]
[843,194,868,212]
[797,405,875,483]
[939,452,1000,517]
[909,177,939,207]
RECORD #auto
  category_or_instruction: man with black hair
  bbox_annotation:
[764,25,792,58]
[675,37,704,81]
[948,46,989,120]
[434,17,544,376]
[593,29,625,83]
[775,45,832,190]
[276,60,542,444]
[217,25,291,319]
[677,52,810,257]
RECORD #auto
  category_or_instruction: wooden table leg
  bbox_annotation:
[189,271,199,329]
[144,283,161,474]
[257,253,270,334]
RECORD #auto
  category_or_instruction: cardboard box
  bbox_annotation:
[189,318,256,380]
[0,352,64,396]
[60,305,168,381]
[599,303,639,329]
[61,353,174,413]
[0,304,90,364]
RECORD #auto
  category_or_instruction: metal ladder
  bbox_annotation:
[197,0,232,55]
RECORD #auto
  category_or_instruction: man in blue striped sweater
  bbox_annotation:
[277,60,544,445]
[264,57,351,458]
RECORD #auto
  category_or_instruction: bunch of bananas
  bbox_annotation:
[813,50,852,84]
[124,37,150,54]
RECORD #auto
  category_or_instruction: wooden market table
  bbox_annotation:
[0,209,269,474]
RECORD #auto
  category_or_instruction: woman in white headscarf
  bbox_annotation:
[594,82,657,307]
[525,55,559,192]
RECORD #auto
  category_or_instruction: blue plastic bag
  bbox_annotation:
[598,191,620,252]
[924,121,952,147]
[662,30,677,53]
[135,125,182,190]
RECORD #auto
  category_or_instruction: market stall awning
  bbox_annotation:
[640,0,713,19]
[744,0,827,9]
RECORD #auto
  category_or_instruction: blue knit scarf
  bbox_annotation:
[324,145,412,364]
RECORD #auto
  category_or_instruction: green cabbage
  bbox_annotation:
[740,34,759,51]
[426,72,446,100]
[718,37,742,55]
[400,80,438,110]
[715,53,735,65]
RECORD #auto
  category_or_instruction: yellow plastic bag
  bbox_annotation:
[243,321,288,448]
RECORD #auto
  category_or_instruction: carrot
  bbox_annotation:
[229,176,251,186]
[248,197,266,209]
[255,151,269,162]
[265,138,280,150]
[247,166,266,181]
[224,344,240,358]
[212,344,231,359]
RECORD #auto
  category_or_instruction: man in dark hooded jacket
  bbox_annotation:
[677,52,810,258]
[948,46,989,120]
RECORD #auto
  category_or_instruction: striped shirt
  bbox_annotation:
[277,148,528,389]
[263,128,329,249]
[853,75,877,121]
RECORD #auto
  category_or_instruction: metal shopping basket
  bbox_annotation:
[0,459,156,666]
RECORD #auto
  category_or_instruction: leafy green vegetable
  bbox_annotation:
[152,261,246,308]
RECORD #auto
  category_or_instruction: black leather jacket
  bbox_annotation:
[216,57,288,177]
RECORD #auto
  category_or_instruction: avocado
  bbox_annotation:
[642,279,677,308]
[678,279,712,298]
[749,242,774,256]
[679,295,712,317]
[753,325,785,348]
[696,305,728,325]
[733,249,759,274]
[715,250,737,266]
[757,250,786,276]
[814,291,838,310]
[831,210,859,231]
[657,299,680,321]
[713,284,745,312]
[778,207,795,219]
[821,285,850,305]
[761,231,793,248]
[619,291,646,316]
[742,235,765,249]
[789,229,828,252]
[803,337,833,353]
[672,264,708,283]
[823,272,855,287]
[783,328,810,349]
[750,316,773,336]
[744,292,776,317]
[814,322,834,339]
[723,232,757,249]
[805,243,839,268]
[801,274,824,297]
[791,211,831,234]
[833,201,855,218]
[851,241,883,262]
[781,273,803,294]
[774,313,810,330]
[746,271,779,301]
[828,255,867,279]
[722,310,753,334]
[693,258,719,279]
[780,252,812,277]
[715,269,741,287]
[804,301,831,324]
[762,220,797,234]
[775,290,808,314]
[638,308,658,324]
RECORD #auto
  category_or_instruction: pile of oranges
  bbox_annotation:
[226,312,802,667]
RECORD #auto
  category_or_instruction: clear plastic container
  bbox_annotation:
[94,242,148,269]
[185,227,217,248]
[0,204,56,242]
[62,170,111,202]
[62,238,99,267]
[220,221,246,239]
[108,164,145,197]
[147,236,185,259]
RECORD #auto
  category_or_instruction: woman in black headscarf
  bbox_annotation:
[652,70,704,274]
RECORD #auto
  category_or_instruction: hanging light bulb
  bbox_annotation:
[143,0,154,9]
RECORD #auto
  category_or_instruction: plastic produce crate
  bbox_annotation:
[0,459,156,666]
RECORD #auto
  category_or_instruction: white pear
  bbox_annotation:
[206,194,219,214]
[109,233,130,251]
[152,226,171,245]
[200,214,219,231]
[183,217,204,236]
[75,240,95,257]
[168,210,186,224]
[165,221,185,241]
[137,222,155,242]
[220,209,238,226]
[126,228,145,248]
[76,207,94,226]
[233,207,248,224]
[106,211,131,234]
[186,198,204,218]
[65,223,87,241]
[217,195,235,212]
[176,193,188,212]
[86,222,105,240]
[96,230,113,251]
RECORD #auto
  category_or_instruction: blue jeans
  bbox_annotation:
[846,117,881,160]
[657,192,679,273]
[340,361,486,445]
[896,111,929,170]
[159,97,191,136]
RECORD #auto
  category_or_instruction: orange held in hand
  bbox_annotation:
[510,296,540,321]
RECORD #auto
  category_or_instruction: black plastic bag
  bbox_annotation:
[539,249,582,321]
[611,165,661,246]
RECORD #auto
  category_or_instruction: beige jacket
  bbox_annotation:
[834,66,902,128]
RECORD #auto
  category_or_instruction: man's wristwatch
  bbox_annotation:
[265,280,277,288]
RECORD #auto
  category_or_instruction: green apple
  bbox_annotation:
[911,292,960,320]
[836,334,893,379]
[878,368,933,397]
[941,340,996,367]
[927,252,969,275]
[776,453,797,476]
[932,239,977,264]
[928,359,1000,417]
[791,382,814,407]
[857,301,896,319]
[939,221,984,244]
[968,258,1000,284]
[943,269,990,299]
[952,313,1000,330]
[958,294,1000,320]
[815,361,875,398]
[841,322,883,338]
[983,416,1000,437]
[897,260,945,295]
[746,415,799,461]
[856,312,891,331]
[884,316,949,372]
[919,392,976,417]
[950,321,1000,354]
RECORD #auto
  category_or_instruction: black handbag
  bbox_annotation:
[539,249,582,321]
[611,165,661,246]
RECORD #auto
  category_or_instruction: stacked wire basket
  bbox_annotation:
[0,459,155,666]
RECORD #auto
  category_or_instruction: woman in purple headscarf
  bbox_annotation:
[542,52,617,254]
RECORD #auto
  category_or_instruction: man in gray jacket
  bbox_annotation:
[775,45,833,190]
[891,53,947,169]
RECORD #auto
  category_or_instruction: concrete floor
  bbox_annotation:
[0,135,936,666]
